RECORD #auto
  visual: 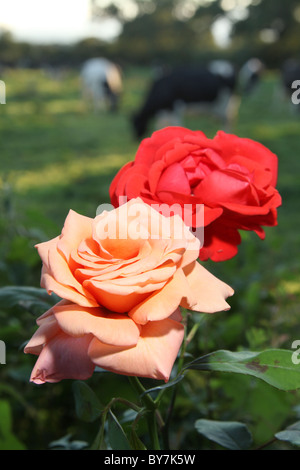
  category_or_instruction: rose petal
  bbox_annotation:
[181,261,234,312]
[88,315,184,382]
[128,269,190,324]
[199,220,241,262]
[156,162,191,195]
[47,242,97,300]
[53,303,141,347]
[221,188,282,215]
[40,264,98,308]
[28,333,95,384]
[24,316,59,355]
[56,210,93,263]
[194,169,259,207]
[36,233,98,308]
[214,131,278,187]
[134,127,201,165]
[109,161,134,207]
[83,279,150,313]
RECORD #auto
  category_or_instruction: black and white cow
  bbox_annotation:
[131,59,263,139]
[81,58,123,112]
[132,61,238,139]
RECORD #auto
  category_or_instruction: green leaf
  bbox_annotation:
[108,410,132,450]
[89,420,107,450]
[184,349,300,391]
[140,374,185,398]
[49,434,88,450]
[275,421,300,447]
[0,400,26,450]
[129,428,147,450]
[72,381,103,422]
[0,285,59,314]
[195,419,253,450]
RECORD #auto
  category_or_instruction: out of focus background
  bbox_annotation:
[0,0,300,450]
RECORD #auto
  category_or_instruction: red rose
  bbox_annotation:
[110,127,281,261]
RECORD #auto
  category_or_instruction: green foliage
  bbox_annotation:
[107,411,132,450]
[232,0,300,65]
[49,434,88,450]
[275,421,300,447]
[72,381,103,423]
[184,349,300,391]
[195,419,253,450]
[0,286,59,314]
[0,400,26,450]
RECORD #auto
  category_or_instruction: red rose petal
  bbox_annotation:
[194,169,259,207]
[214,131,278,187]
[156,162,191,195]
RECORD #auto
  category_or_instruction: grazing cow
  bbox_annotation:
[132,58,266,139]
[131,61,239,139]
[81,58,122,112]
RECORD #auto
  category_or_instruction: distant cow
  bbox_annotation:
[131,61,239,139]
[132,59,266,139]
[81,58,123,112]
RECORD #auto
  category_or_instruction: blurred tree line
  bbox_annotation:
[0,0,299,70]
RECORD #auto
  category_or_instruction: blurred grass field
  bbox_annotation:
[0,66,300,450]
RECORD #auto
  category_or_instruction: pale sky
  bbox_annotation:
[0,0,231,46]
[0,0,122,44]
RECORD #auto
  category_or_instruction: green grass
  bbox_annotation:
[0,69,137,228]
[0,66,300,450]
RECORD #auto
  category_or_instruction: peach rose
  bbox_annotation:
[25,198,233,384]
